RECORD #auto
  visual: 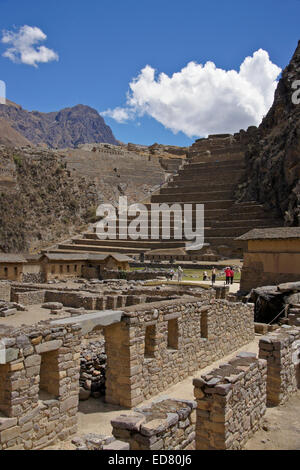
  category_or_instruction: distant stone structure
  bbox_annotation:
[0,253,132,283]
[237,227,300,291]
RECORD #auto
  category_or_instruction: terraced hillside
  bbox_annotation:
[48,134,283,259]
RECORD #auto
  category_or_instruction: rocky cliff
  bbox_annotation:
[0,101,118,148]
[237,41,300,226]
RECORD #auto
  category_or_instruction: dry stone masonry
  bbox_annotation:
[104,297,254,407]
[0,322,81,450]
[259,325,300,405]
[111,397,196,450]
[193,352,267,450]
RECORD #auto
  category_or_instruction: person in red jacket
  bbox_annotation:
[224,267,231,285]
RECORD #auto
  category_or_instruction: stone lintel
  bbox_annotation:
[51,310,124,334]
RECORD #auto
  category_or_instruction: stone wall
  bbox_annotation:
[102,270,165,281]
[0,323,81,450]
[22,272,45,284]
[111,398,196,450]
[11,289,46,306]
[193,352,267,450]
[259,326,300,405]
[0,282,11,302]
[104,297,254,407]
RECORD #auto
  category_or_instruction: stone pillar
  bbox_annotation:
[259,326,300,405]
[104,320,143,407]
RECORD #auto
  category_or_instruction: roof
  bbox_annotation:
[43,252,133,262]
[44,253,89,261]
[0,254,28,263]
[236,227,300,241]
[25,254,43,262]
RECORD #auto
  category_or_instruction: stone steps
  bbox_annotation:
[184,159,245,170]
[148,199,235,209]
[162,182,236,193]
[57,243,150,254]
[64,239,187,249]
[189,152,244,164]
[173,170,244,183]
[151,190,234,203]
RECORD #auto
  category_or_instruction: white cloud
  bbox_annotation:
[1,25,59,67]
[101,106,134,123]
[102,49,281,137]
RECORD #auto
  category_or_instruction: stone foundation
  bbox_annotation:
[193,352,267,450]
[259,326,300,405]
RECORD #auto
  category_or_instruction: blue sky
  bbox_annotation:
[0,0,299,146]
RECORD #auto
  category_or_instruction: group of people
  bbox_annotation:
[168,265,235,285]
[224,266,235,285]
[169,266,183,282]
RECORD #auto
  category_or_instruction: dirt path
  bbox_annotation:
[244,392,300,450]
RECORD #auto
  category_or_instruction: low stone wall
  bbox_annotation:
[102,270,165,281]
[0,282,11,302]
[22,273,45,284]
[259,326,300,405]
[193,352,267,450]
[11,289,46,306]
[111,398,196,450]
[0,323,81,450]
[105,298,254,407]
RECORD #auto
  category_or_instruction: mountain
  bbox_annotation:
[0,101,119,149]
[237,41,300,226]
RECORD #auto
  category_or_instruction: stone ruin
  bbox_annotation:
[0,275,298,451]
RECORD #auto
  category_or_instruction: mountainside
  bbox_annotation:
[237,41,300,226]
[0,145,100,252]
[0,118,33,147]
[0,101,118,148]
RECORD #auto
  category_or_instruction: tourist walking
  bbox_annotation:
[203,271,208,281]
[169,268,175,280]
[178,266,183,282]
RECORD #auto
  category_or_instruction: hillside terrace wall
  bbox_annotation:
[111,398,196,450]
[259,326,300,405]
[105,297,254,407]
[193,352,267,450]
[0,322,81,450]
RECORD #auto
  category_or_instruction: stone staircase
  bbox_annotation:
[46,134,283,259]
